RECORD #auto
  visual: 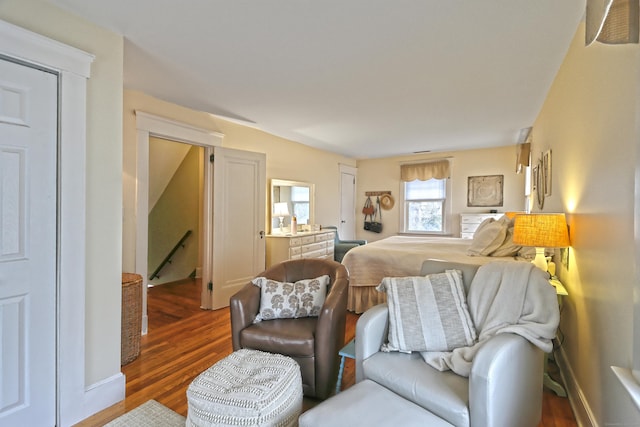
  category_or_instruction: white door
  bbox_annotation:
[339,165,357,240]
[208,147,266,309]
[0,59,57,425]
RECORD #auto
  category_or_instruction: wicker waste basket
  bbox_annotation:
[121,273,143,365]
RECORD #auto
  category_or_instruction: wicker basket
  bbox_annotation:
[121,273,143,365]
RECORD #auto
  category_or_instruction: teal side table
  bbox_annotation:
[336,339,355,393]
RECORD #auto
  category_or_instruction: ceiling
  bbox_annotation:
[49,0,585,159]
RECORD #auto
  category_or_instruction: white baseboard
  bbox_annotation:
[555,344,597,427]
[142,313,149,335]
[195,267,202,278]
[82,372,126,421]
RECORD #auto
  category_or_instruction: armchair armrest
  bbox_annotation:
[470,333,544,427]
[315,271,349,398]
[229,283,261,350]
[355,304,389,382]
[339,239,367,245]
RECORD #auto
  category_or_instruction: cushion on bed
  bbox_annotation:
[489,216,522,257]
[252,275,329,322]
[467,217,509,256]
[376,271,477,352]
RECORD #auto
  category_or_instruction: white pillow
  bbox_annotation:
[467,217,508,256]
[376,270,477,352]
[490,217,522,257]
[252,275,329,323]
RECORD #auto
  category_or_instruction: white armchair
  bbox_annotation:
[300,259,556,427]
[355,260,547,427]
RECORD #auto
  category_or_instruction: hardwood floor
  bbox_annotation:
[75,278,577,426]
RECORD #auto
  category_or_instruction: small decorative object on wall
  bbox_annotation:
[535,158,545,209]
[467,175,504,207]
[543,149,552,196]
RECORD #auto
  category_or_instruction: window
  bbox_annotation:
[291,186,310,224]
[402,178,447,233]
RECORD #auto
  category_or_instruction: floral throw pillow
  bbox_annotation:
[251,275,330,323]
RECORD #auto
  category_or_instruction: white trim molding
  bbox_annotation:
[0,19,96,427]
[612,367,640,411]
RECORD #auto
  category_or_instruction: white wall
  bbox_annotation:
[0,0,124,406]
[533,22,640,426]
[355,146,527,241]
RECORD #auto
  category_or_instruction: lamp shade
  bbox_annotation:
[512,213,570,248]
[273,202,290,217]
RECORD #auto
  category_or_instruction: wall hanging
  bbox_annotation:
[467,175,504,207]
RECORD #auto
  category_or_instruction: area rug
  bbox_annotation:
[104,399,185,427]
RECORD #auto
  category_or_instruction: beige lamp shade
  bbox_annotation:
[513,214,570,248]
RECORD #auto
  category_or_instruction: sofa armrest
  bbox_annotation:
[355,304,389,382]
[229,283,261,350]
[470,333,544,427]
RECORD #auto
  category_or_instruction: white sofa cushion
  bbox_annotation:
[363,352,470,427]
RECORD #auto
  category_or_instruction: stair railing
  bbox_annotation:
[149,230,193,280]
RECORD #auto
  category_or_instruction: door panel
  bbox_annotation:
[209,147,266,309]
[0,59,57,425]
[339,165,357,240]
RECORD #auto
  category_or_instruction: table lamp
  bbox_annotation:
[273,202,290,232]
[512,213,570,272]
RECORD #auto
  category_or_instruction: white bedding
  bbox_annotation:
[342,235,523,289]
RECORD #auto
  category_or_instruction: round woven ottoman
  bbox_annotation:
[186,349,303,427]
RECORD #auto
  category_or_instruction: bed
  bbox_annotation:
[342,217,532,313]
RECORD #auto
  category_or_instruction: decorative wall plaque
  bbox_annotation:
[467,175,504,207]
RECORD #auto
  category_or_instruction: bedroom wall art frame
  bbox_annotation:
[543,149,552,196]
[467,175,504,207]
[534,158,545,209]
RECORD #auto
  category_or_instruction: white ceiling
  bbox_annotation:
[49,0,585,159]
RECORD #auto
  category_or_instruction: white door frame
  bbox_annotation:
[135,111,223,333]
[0,19,95,427]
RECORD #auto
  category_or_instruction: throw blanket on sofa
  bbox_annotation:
[420,261,559,376]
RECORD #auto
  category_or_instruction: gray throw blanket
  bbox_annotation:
[421,261,560,376]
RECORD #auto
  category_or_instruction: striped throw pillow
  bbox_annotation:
[377,270,477,352]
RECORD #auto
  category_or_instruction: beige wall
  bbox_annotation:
[123,90,357,272]
[533,22,639,425]
[355,146,527,241]
[0,0,124,387]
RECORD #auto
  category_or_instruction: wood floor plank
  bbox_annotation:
[74,277,577,427]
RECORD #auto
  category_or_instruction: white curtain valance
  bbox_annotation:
[400,160,450,182]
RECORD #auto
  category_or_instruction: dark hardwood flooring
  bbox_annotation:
[75,278,577,426]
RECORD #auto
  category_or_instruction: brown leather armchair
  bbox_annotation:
[230,258,349,400]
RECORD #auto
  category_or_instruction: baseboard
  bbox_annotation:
[195,267,202,278]
[142,313,149,335]
[555,344,598,427]
[82,372,126,421]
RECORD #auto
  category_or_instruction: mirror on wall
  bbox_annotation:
[270,179,315,234]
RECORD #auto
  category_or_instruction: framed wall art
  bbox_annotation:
[467,175,504,207]
[543,149,552,196]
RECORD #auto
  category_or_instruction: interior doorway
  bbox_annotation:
[147,138,202,287]
[135,111,223,334]
[146,138,203,329]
